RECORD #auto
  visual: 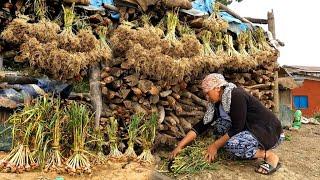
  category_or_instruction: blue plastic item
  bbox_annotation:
[90,0,120,19]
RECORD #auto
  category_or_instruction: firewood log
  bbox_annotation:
[179,81,188,90]
[167,96,183,113]
[68,92,91,101]
[102,66,111,73]
[102,76,115,84]
[169,113,180,125]
[165,116,176,126]
[138,97,151,108]
[158,106,165,124]
[178,98,195,106]
[133,102,148,115]
[159,100,170,106]
[138,80,153,94]
[118,88,131,99]
[111,98,123,104]
[162,0,192,10]
[160,90,172,97]
[184,117,202,126]
[149,85,160,95]
[190,85,199,93]
[124,74,139,87]
[120,61,132,69]
[0,73,38,84]
[242,73,252,81]
[179,118,192,133]
[181,91,207,107]
[171,92,181,100]
[179,103,204,112]
[155,133,177,146]
[177,111,205,117]
[150,95,160,104]
[164,122,184,138]
[101,71,110,79]
[159,124,169,131]
[131,87,142,97]
[123,100,133,109]
[111,79,123,89]
[247,83,271,90]
[106,89,116,100]
[171,84,181,93]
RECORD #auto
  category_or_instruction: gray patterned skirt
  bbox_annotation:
[212,118,282,159]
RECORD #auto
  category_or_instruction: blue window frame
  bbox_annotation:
[293,96,308,109]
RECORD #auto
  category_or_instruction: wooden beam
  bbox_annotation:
[217,2,253,27]
[0,73,38,84]
[103,3,119,12]
[244,17,268,24]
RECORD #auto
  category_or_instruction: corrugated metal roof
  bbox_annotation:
[283,65,320,73]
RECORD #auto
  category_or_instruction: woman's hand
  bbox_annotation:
[205,143,218,163]
[169,131,197,160]
[169,146,182,160]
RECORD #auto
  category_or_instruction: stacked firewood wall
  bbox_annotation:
[224,57,278,110]
[100,56,278,146]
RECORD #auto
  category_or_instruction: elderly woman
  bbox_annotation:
[170,73,282,175]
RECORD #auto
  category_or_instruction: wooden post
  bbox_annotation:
[89,63,103,130]
[268,10,279,117]
[0,55,3,70]
[267,10,276,39]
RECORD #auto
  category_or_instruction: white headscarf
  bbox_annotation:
[201,73,237,125]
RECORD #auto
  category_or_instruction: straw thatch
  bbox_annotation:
[278,77,300,89]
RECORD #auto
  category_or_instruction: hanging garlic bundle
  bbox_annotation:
[201,30,215,56]
[165,12,179,44]
[224,34,240,57]
[97,26,112,64]
[199,30,219,70]
[246,30,260,55]
[254,27,272,51]
[215,32,225,55]
[238,32,258,67]
[237,32,249,56]
[203,3,228,33]
[34,0,47,20]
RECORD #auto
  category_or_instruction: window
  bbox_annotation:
[293,96,308,109]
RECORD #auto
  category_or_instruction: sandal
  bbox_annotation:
[255,161,282,175]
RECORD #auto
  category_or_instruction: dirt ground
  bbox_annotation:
[0,157,154,180]
[0,124,319,180]
[174,124,320,180]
